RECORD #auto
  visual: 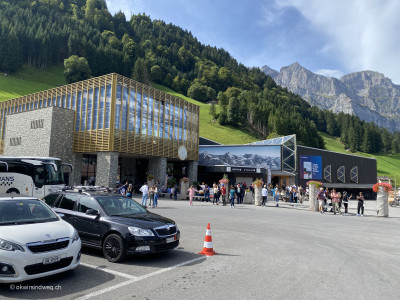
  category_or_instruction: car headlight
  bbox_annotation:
[0,238,24,252]
[71,229,80,244]
[128,226,154,236]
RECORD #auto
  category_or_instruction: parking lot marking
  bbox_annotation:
[80,263,138,280]
[76,256,206,300]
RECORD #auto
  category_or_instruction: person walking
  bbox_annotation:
[262,185,268,206]
[188,185,198,206]
[330,188,341,215]
[317,187,326,214]
[229,185,236,208]
[356,192,365,216]
[221,184,227,206]
[139,182,149,207]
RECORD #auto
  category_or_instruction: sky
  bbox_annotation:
[106,0,400,84]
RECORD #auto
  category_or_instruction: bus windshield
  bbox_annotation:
[34,161,64,186]
[45,161,64,185]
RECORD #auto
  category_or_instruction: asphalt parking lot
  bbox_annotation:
[2,197,400,300]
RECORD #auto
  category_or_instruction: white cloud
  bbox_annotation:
[315,69,344,79]
[276,0,400,83]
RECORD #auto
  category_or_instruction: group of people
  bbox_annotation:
[138,181,161,208]
[188,182,248,207]
[316,187,365,216]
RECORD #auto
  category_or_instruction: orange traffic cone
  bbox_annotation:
[198,223,216,256]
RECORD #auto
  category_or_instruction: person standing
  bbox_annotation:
[342,191,349,215]
[229,185,236,208]
[126,183,133,198]
[153,184,159,208]
[148,185,155,208]
[317,187,326,214]
[173,184,178,200]
[221,184,227,206]
[204,184,210,203]
[140,182,149,207]
[274,186,280,207]
[330,188,341,215]
[356,192,365,216]
[213,183,219,205]
[262,185,268,207]
[188,185,198,206]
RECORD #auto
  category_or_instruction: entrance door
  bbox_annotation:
[236,176,253,187]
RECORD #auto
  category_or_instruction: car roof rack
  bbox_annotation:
[61,186,112,193]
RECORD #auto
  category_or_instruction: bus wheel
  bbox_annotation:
[7,188,20,194]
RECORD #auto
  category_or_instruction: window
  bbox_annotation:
[337,166,345,183]
[58,194,79,211]
[43,194,60,207]
[135,91,141,133]
[81,90,87,131]
[129,89,135,131]
[99,87,105,129]
[115,84,121,130]
[105,84,111,129]
[324,165,332,182]
[78,196,99,213]
[87,89,93,130]
[93,88,99,130]
[122,86,128,130]
[350,166,358,183]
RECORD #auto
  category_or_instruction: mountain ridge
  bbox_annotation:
[261,63,400,131]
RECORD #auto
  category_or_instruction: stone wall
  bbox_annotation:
[96,152,119,187]
[187,160,198,183]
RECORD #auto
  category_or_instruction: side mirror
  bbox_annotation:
[86,209,99,216]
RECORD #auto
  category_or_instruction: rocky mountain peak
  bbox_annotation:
[262,63,400,131]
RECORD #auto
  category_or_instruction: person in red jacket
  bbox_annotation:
[221,184,227,206]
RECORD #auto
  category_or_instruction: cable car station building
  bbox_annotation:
[0,73,200,187]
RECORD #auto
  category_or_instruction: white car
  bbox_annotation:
[0,196,81,283]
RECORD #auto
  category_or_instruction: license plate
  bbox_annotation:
[166,236,176,243]
[43,256,60,265]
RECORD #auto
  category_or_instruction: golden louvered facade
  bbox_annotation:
[0,73,200,160]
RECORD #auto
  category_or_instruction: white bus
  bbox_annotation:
[0,156,72,198]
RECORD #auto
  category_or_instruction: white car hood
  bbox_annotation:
[0,220,74,245]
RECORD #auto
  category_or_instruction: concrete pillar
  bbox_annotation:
[309,184,318,212]
[70,153,83,186]
[148,157,167,187]
[377,186,389,217]
[96,152,119,188]
[187,161,198,183]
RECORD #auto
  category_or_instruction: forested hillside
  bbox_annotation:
[0,0,399,154]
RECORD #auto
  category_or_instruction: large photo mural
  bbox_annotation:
[199,145,281,170]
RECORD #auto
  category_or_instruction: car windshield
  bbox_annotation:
[96,196,147,216]
[0,199,59,225]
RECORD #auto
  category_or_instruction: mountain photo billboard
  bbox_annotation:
[300,155,322,179]
[199,145,281,170]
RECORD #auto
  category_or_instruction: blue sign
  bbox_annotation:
[300,155,322,180]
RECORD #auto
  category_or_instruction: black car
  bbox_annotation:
[43,190,180,262]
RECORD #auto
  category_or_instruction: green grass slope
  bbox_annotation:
[320,132,400,181]
[0,65,65,101]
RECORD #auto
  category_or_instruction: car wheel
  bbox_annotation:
[103,234,126,263]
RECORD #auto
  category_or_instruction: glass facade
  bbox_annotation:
[0,74,199,159]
